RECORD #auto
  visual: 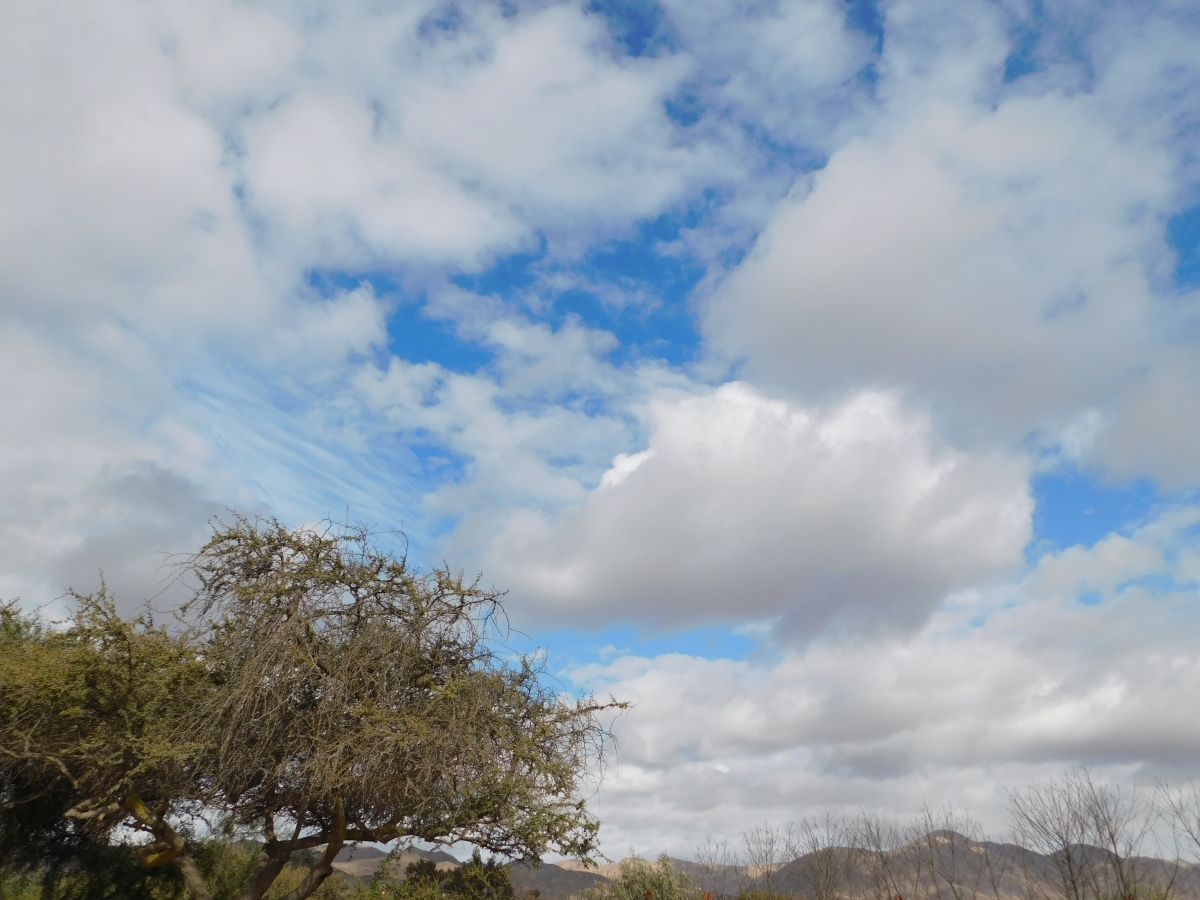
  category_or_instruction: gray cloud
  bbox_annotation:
[53,464,224,615]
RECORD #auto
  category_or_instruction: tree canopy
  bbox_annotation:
[0,518,617,900]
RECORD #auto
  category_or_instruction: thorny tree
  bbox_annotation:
[0,517,619,900]
[1008,770,1179,900]
[792,813,855,900]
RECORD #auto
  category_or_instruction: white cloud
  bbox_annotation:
[479,383,1031,637]
[351,311,682,529]
[3,0,1197,635]
[0,0,273,337]
[655,0,870,142]
[0,323,222,611]
[270,284,388,370]
[572,505,1200,855]
[702,0,1200,484]
[397,6,699,221]
[705,88,1173,447]
[0,0,717,607]
[1102,348,1200,487]
[239,87,525,269]
[156,0,302,109]
[235,1,718,270]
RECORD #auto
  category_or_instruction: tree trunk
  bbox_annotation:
[279,798,346,900]
[121,790,214,900]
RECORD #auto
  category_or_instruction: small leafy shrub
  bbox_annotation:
[583,856,701,900]
[360,850,514,900]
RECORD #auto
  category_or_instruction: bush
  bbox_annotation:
[583,856,701,900]
[0,840,353,900]
[360,851,514,900]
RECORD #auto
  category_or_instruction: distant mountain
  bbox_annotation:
[330,833,1200,900]
[331,844,462,882]
[511,861,610,898]
[327,845,610,897]
[554,859,625,880]
[754,832,1200,900]
[334,845,389,861]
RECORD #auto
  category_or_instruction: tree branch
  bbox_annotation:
[121,789,214,900]
[240,840,295,900]
[272,833,331,854]
[64,799,124,822]
[240,816,338,900]
[0,744,80,791]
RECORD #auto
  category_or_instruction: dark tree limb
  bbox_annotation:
[277,797,346,900]
[121,789,213,900]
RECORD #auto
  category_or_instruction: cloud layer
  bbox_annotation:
[2,0,1200,858]
[576,504,1200,854]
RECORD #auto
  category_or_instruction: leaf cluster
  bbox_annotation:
[0,593,207,840]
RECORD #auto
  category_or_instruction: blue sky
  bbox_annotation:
[4,0,1200,855]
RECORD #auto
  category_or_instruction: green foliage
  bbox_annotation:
[361,851,514,900]
[583,856,701,900]
[185,517,610,859]
[0,592,207,836]
[0,871,40,900]
[442,852,515,900]
[0,841,184,900]
[0,839,353,900]
[259,856,354,900]
[186,841,259,900]
[0,597,202,898]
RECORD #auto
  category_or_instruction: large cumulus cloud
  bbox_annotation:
[480,384,1031,638]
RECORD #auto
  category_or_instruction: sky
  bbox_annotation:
[4,0,1200,860]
